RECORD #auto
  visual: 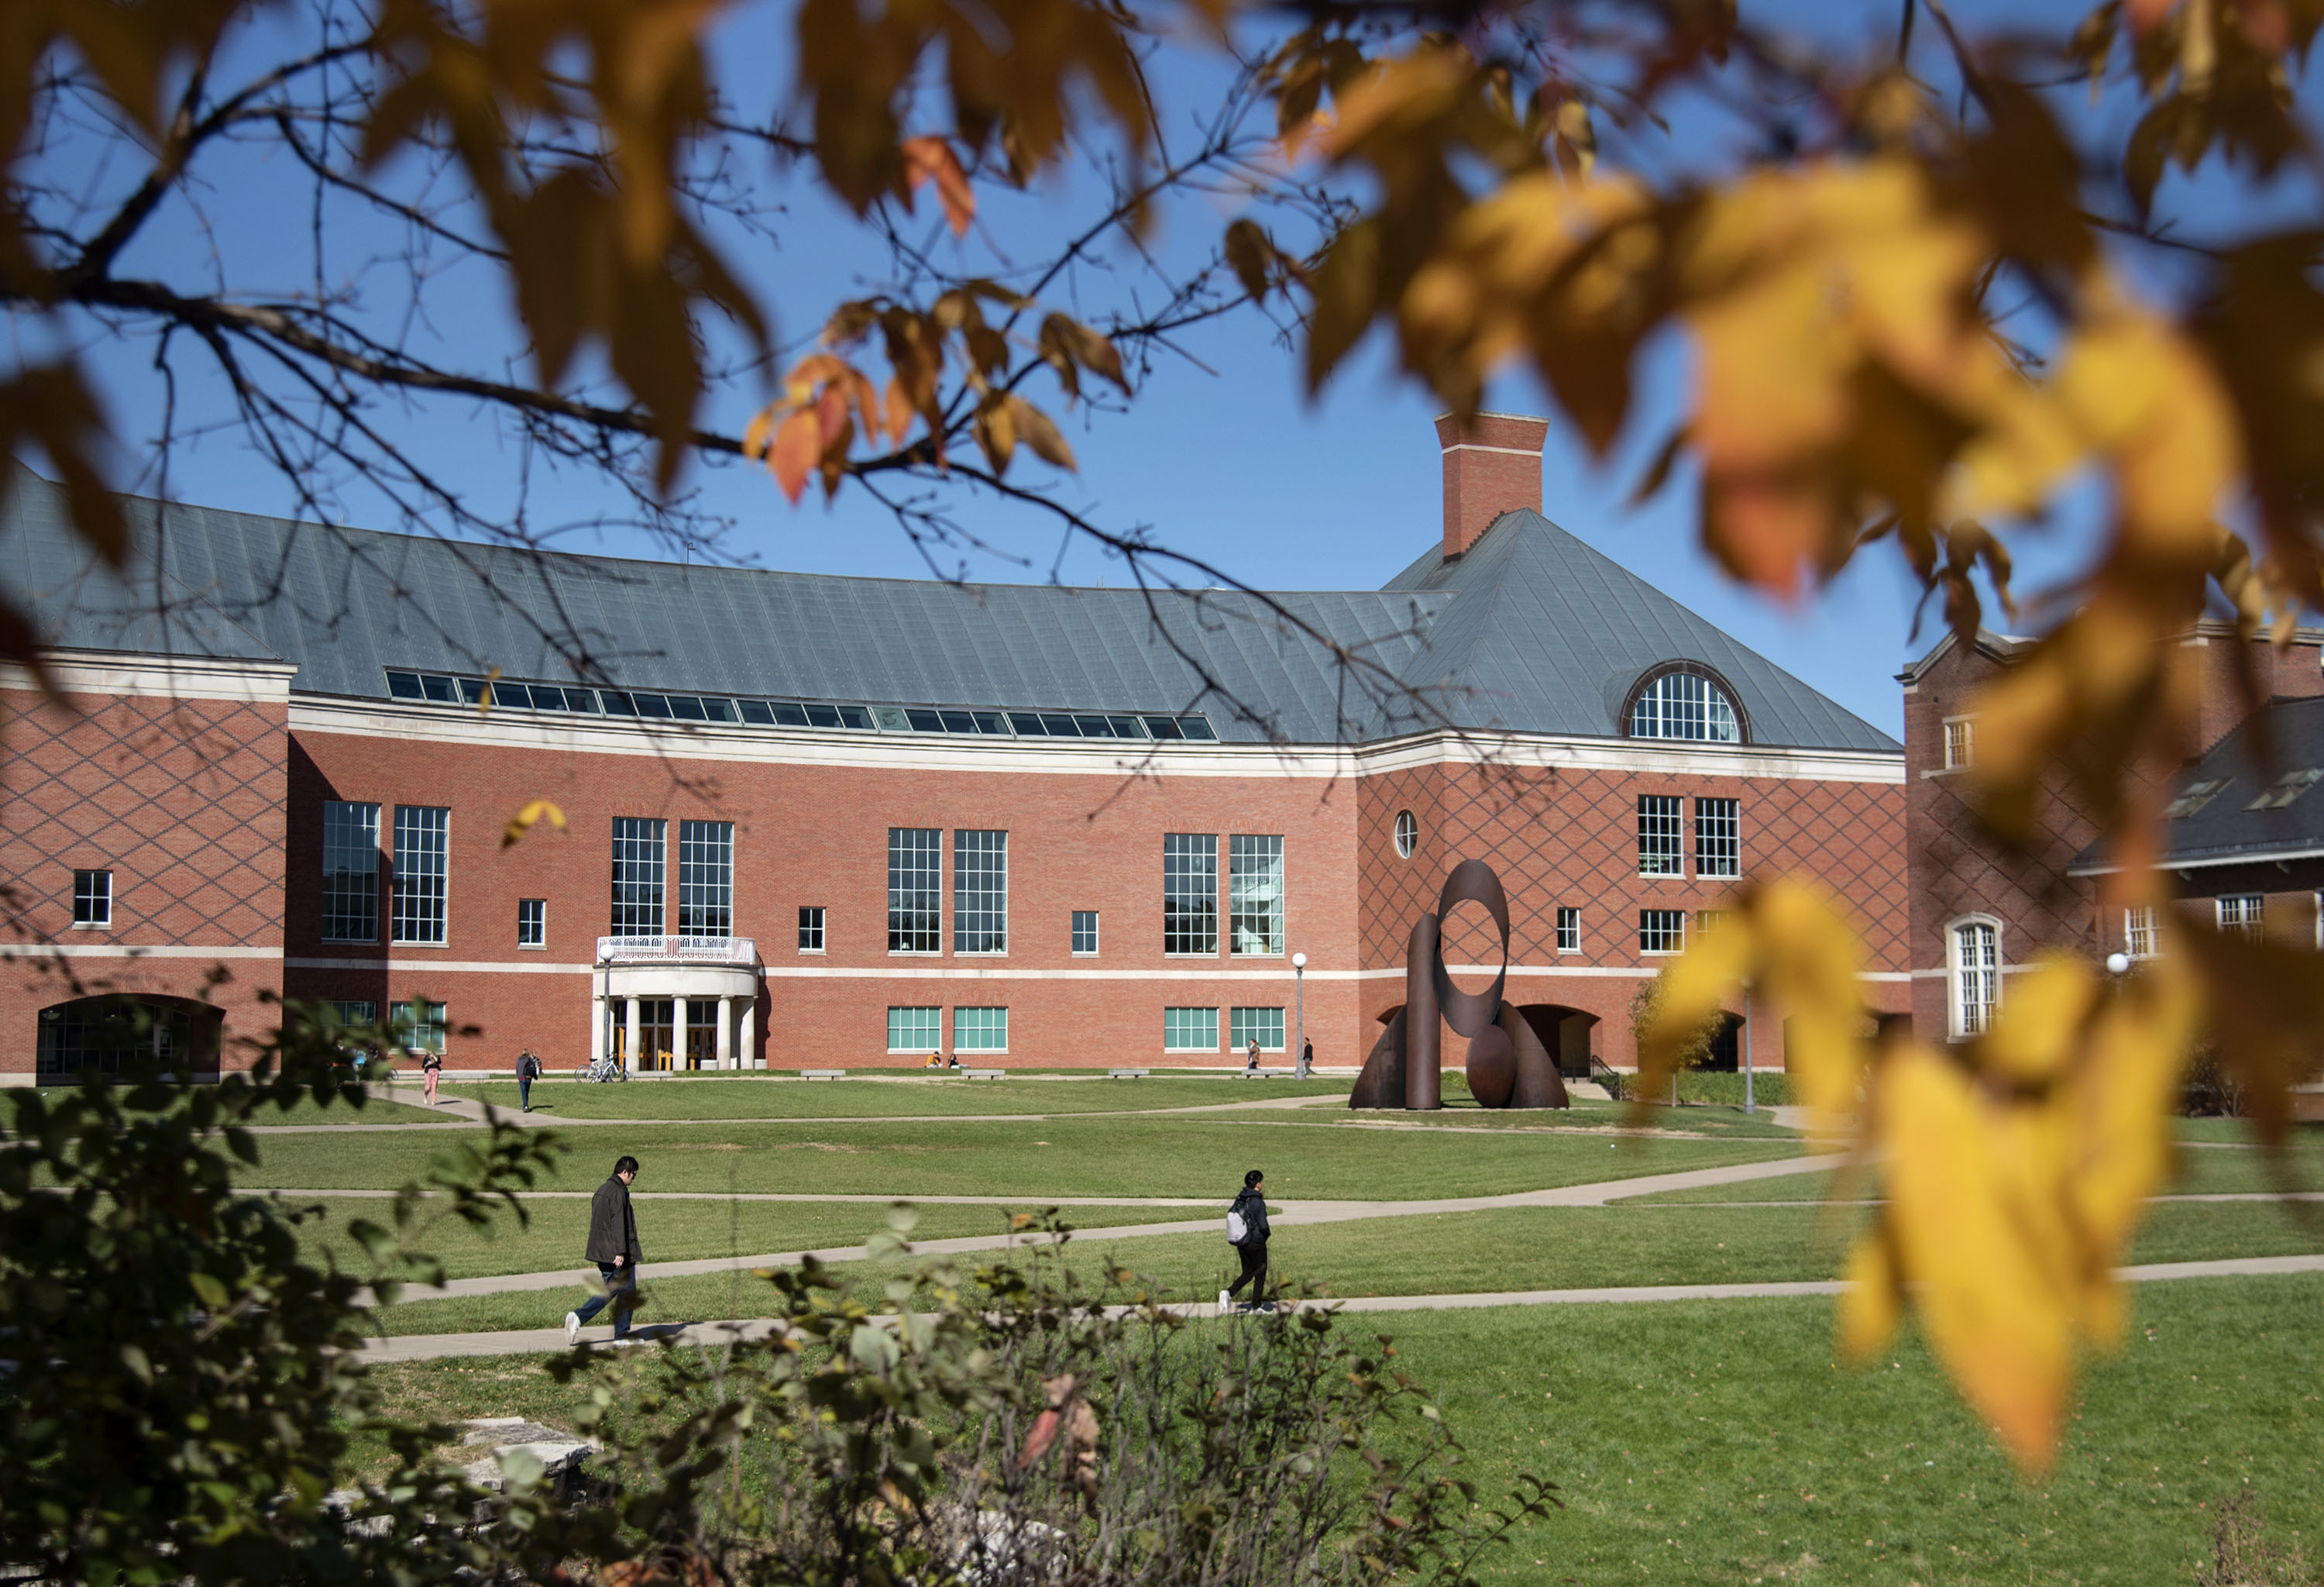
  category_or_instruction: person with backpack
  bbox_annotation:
[1220,1169,1273,1314]
[421,1046,442,1106]
[516,1048,542,1112]
[1244,1038,1260,1073]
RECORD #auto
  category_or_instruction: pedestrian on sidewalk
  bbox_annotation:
[421,1047,442,1106]
[516,1048,541,1112]
[1220,1168,1274,1314]
[1298,1038,1314,1079]
[566,1155,644,1343]
[1245,1038,1260,1073]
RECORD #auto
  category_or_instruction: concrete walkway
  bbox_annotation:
[357,1251,2324,1363]
[360,1152,1847,1304]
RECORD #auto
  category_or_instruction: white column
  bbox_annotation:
[716,996,734,1069]
[740,993,758,1070]
[624,996,641,1075]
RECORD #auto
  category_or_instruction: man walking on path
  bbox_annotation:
[1298,1038,1313,1079]
[1245,1038,1260,1073]
[516,1048,541,1112]
[1221,1169,1273,1314]
[566,1155,644,1342]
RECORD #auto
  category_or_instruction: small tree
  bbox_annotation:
[1630,975,1719,1107]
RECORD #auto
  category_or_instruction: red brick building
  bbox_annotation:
[1898,622,2324,1042]
[2,416,1910,1082]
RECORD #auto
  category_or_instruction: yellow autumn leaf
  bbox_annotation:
[1977,955,2096,1086]
[1838,1234,1901,1362]
[502,800,568,849]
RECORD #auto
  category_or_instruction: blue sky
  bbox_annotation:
[56,0,2274,741]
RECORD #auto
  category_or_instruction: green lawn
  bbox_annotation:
[363,1196,2324,1337]
[242,1093,458,1127]
[1312,1100,1800,1140]
[357,1273,2324,1584]
[231,1114,1803,1199]
[428,1075,1353,1120]
[290,1194,1205,1282]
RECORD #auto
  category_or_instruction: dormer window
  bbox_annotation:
[1628,667,1742,743]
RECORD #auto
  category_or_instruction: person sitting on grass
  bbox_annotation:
[566,1155,644,1344]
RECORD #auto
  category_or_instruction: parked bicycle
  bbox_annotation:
[575,1053,628,1083]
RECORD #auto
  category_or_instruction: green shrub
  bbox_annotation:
[1674,1071,1793,1107]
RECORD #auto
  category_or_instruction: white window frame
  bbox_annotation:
[676,819,734,938]
[1942,716,1976,771]
[517,897,547,948]
[1556,907,1580,955]
[1638,796,1685,879]
[1164,1006,1220,1052]
[1693,797,1740,880]
[2216,894,2264,942]
[1071,910,1099,956]
[1638,909,1686,955]
[321,800,380,942]
[1393,810,1418,859]
[2123,904,2156,959]
[953,829,1009,955]
[953,1006,1009,1053]
[1230,1006,1286,1052]
[391,805,450,946]
[886,1005,940,1053]
[610,817,667,936]
[1163,834,1219,957]
[1229,834,1285,957]
[888,828,942,955]
[70,868,112,928]
[1947,916,2001,1040]
[798,905,826,954]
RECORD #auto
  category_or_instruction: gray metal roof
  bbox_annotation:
[2,466,1896,750]
[2076,694,2324,870]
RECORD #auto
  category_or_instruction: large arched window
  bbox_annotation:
[1627,666,1743,743]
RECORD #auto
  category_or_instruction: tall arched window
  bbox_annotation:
[1948,919,2000,1038]
[1628,668,1742,743]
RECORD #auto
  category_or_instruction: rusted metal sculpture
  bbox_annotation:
[1351,859,1569,1110]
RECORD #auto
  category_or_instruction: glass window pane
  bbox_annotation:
[953,830,1007,953]
[1177,716,1217,741]
[889,828,941,952]
[971,711,1009,735]
[677,820,734,937]
[390,999,447,1054]
[774,702,812,726]
[739,700,775,725]
[1163,834,1218,955]
[798,906,825,952]
[1143,715,1183,739]
[940,710,977,733]
[1074,714,1114,738]
[634,694,673,718]
[601,690,638,715]
[387,671,425,700]
[954,1007,1009,1052]
[1694,797,1740,880]
[1229,835,1284,955]
[1071,910,1098,955]
[906,708,944,732]
[804,703,843,728]
[888,1006,940,1052]
[494,682,533,709]
[702,697,738,722]
[839,706,875,730]
[1040,714,1081,737]
[390,806,449,945]
[1164,1007,1219,1052]
[322,800,380,942]
[1231,1007,1285,1051]
[611,818,666,935]
[421,675,456,703]
[1638,796,1684,877]
[1638,909,1685,955]
[517,898,546,946]
[1556,907,1580,953]
[1009,712,1049,735]
[458,678,486,705]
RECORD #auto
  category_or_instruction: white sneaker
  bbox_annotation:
[1219,1289,1232,1316]
[563,1310,582,1345]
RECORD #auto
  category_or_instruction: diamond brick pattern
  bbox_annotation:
[2,692,287,946]
[1360,759,1909,973]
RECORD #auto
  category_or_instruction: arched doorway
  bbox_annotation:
[36,996,223,1084]
[1700,1012,1745,1072]
[1512,1004,1600,1077]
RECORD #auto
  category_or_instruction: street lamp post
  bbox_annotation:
[1742,979,1755,1116]
[1292,952,1308,1077]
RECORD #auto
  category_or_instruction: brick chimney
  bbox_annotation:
[1435,412,1549,560]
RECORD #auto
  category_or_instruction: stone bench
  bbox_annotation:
[1107,1067,1150,1079]
[799,1069,846,1080]
[963,1067,1007,1079]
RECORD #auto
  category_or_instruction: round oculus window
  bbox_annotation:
[1393,809,1418,859]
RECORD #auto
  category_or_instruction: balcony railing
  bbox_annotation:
[596,935,757,966]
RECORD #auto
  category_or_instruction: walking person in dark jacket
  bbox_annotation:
[516,1048,542,1113]
[1221,1169,1274,1314]
[565,1155,643,1342]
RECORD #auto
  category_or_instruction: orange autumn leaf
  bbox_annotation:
[902,136,975,238]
